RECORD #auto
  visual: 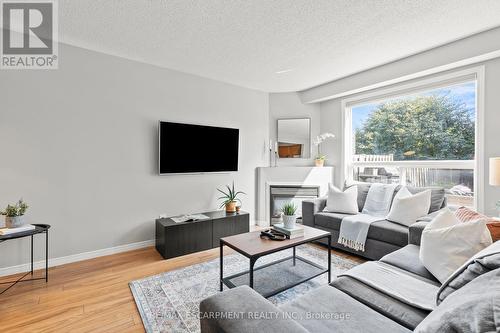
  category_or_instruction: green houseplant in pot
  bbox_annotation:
[218,182,245,213]
[1,199,29,228]
[281,202,298,229]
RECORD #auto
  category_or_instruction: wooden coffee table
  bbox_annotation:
[219,225,331,297]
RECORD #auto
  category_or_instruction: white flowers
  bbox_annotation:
[313,132,335,160]
[313,133,335,146]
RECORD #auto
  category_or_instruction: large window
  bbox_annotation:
[345,76,478,208]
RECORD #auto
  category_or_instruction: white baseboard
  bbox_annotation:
[0,239,155,277]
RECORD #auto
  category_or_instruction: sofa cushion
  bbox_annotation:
[280,285,411,333]
[322,229,402,260]
[338,261,439,311]
[406,186,445,214]
[315,213,409,246]
[315,212,350,229]
[345,182,372,212]
[369,220,409,246]
[408,221,428,246]
[200,286,309,333]
[331,276,430,330]
[380,245,438,282]
[415,269,500,333]
[437,241,500,304]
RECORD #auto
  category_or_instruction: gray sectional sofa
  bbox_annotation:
[302,183,446,260]
[200,224,500,333]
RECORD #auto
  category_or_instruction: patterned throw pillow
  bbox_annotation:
[455,207,500,242]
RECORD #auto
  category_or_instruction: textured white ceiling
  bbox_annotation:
[59,0,500,92]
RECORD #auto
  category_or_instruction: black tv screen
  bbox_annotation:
[159,121,239,174]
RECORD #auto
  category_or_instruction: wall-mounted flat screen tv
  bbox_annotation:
[159,121,239,174]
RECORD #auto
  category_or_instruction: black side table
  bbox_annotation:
[0,224,50,295]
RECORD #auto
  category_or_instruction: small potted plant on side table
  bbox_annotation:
[217,182,245,213]
[1,199,29,228]
[281,203,298,229]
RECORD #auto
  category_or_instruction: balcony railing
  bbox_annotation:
[350,155,475,207]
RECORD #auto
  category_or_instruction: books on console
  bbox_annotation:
[272,223,304,239]
[0,224,35,236]
[171,214,210,223]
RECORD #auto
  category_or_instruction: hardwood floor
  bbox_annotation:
[0,244,363,333]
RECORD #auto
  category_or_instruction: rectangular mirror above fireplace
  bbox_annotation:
[277,118,311,158]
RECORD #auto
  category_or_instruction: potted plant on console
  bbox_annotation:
[218,182,245,213]
[1,199,29,228]
[281,202,298,229]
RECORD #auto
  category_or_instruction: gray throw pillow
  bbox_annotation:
[415,269,500,333]
[438,252,500,304]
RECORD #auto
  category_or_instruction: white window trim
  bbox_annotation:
[340,66,485,211]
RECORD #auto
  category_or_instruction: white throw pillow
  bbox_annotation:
[386,187,431,226]
[324,184,358,215]
[419,208,492,284]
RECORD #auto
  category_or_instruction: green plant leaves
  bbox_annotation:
[355,95,475,160]
[217,182,245,208]
[281,202,297,216]
[0,199,28,217]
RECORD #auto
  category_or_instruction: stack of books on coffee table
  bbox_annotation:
[272,223,304,239]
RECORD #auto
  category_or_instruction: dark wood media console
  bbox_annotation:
[155,210,250,259]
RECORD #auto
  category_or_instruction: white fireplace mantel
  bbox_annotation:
[256,166,334,226]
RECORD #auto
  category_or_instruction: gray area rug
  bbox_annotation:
[130,244,358,333]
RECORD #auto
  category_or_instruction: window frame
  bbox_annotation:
[341,66,485,211]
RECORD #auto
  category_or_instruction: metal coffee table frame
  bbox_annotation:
[220,233,331,298]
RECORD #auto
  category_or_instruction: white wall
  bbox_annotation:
[319,99,343,186]
[0,43,269,269]
[482,59,500,216]
[269,92,320,166]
